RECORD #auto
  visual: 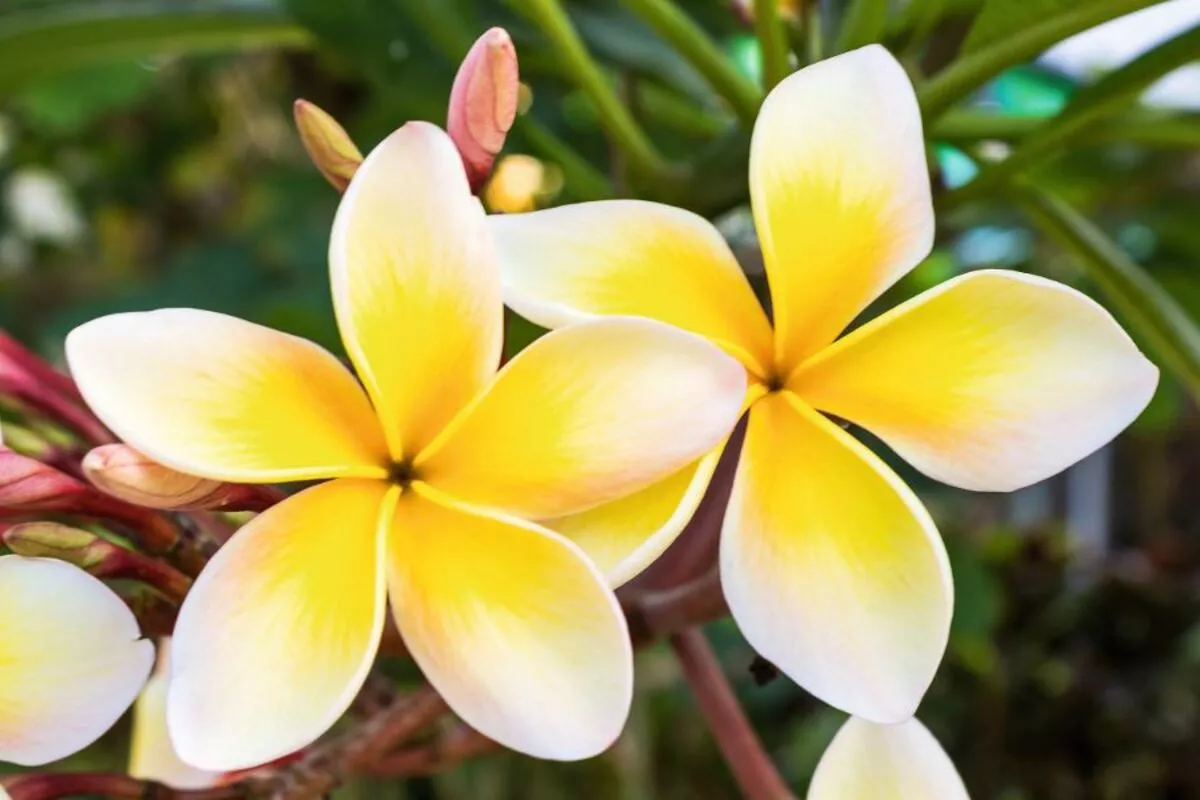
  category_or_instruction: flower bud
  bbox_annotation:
[2,521,107,569]
[448,27,519,191]
[293,99,363,192]
[0,449,87,510]
[83,444,227,510]
[82,444,284,512]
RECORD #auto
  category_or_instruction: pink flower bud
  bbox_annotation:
[448,27,520,192]
[83,444,285,512]
[293,99,364,192]
[0,449,88,510]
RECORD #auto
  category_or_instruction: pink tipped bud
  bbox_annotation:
[293,99,364,192]
[448,27,520,192]
[82,444,282,512]
[0,449,87,510]
[83,444,225,510]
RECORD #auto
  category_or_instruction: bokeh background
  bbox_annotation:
[2,0,1199,798]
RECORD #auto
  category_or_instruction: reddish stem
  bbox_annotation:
[0,332,82,401]
[94,547,193,602]
[3,773,243,800]
[668,628,794,800]
[365,725,497,776]
[626,569,727,647]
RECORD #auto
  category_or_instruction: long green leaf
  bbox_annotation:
[961,0,1079,54]
[942,23,1200,207]
[918,0,1159,120]
[1016,183,1200,400]
[932,109,1200,147]
[836,0,890,53]
[0,0,309,96]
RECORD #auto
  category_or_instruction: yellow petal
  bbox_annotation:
[130,639,221,790]
[67,310,389,483]
[544,448,721,587]
[330,122,502,459]
[721,392,952,723]
[389,485,632,760]
[751,45,933,370]
[792,270,1159,492]
[418,318,745,519]
[168,480,395,771]
[490,201,774,376]
[0,555,154,765]
[809,717,970,800]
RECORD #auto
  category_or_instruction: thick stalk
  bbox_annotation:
[669,628,794,799]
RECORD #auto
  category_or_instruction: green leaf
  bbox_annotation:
[0,0,310,96]
[835,0,890,53]
[942,23,1200,207]
[1015,184,1200,401]
[961,0,1077,54]
[918,0,1159,120]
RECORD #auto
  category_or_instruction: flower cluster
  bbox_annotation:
[0,30,1156,800]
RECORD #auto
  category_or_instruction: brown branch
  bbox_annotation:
[3,773,247,800]
[364,725,497,777]
[625,568,728,647]
[627,421,744,592]
[668,628,794,800]
[264,686,448,800]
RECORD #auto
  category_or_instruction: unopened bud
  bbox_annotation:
[0,449,86,510]
[3,522,107,569]
[84,444,226,510]
[293,99,363,192]
[448,27,519,192]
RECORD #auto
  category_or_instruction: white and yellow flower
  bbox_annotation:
[0,554,153,766]
[66,123,746,770]
[487,46,1159,721]
[809,716,969,799]
[129,638,221,790]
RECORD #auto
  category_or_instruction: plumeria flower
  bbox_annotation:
[66,122,745,770]
[129,638,221,790]
[808,717,969,799]
[0,554,153,765]
[486,45,1159,721]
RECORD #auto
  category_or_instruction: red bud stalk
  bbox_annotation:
[0,332,111,445]
[0,449,206,575]
[2,522,192,602]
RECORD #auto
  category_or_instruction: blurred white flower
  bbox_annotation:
[4,169,86,244]
[1041,0,1200,110]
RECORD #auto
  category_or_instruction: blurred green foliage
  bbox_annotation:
[1,0,1199,797]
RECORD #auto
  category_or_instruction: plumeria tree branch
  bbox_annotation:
[364,724,498,777]
[669,627,794,800]
[264,686,448,800]
[3,773,247,800]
